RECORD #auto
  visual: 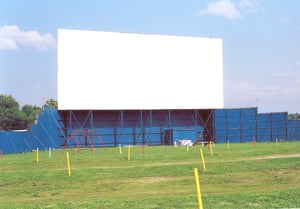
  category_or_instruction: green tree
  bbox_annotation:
[288,113,300,120]
[0,94,43,130]
[21,105,41,126]
[45,98,58,109]
[0,95,24,130]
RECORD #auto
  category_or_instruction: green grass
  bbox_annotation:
[0,141,300,208]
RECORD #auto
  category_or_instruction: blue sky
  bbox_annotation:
[0,0,299,113]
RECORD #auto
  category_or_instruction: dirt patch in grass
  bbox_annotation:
[253,153,300,160]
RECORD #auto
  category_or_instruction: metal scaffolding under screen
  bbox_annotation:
[58,109,215,147]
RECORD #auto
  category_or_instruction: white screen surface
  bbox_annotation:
[58,29,223,110]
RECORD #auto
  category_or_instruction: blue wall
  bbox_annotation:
[288,120,300,140]
[0,107,300,154]
[257,112,288,142]
[214,108,298,143]
[0,108,62,154]
[215,108,257,143]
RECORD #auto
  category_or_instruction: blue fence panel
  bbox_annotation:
[0,132,20,153]
[257,128,270,142]
[271,113,287,141]
[215,109,227,143]
[0,131,45,154]
[257,113,271,142]
[242,121,256,129]
[145,134,162,145]
[258,113,270,121]
[227,109,240,117]
[288,120,300,141]
[30,108,62,149]
[272,128,286,141]
[258,134,271,142]
[272,112,287,120]
[144,127,161,145]
[242,128,256,136]
[227,122,240,129]
[215,108,258,143]
[272,120,286,127]
[0,108,62,154]
[215,109,226,118]
[215,128,226,136]
[173,130,197,141]
[241,108,256,116]
[228,117,240,123]
[242,135,255,142]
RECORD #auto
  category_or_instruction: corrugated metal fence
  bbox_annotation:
[214,108,300,143]
[0,108,63,154]
[0,107,299,154]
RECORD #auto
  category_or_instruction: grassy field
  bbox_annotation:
[0,141,300,209]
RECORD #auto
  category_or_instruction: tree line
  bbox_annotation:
[0,94,57,130]
[289,113,300,120]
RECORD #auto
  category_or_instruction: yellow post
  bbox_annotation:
[66,152,71,176]
[227,140,230,150]
[209,142,213,156]
[36,148,39,164]
[194,168,203,209]
[128,146,131,161]
[200,148,206,172]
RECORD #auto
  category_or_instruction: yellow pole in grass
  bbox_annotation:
[128,146,131,161]
[209,142,213,156]
[194,168,203,209]
[36,148,39,164]
[66,152,71,176]
[200,148,206,172]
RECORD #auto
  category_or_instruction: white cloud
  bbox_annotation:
[0,25,56,51]
[226,80,277,102]
[224,69,300,112]
[199,0,241,20]
[0,38,17,50]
